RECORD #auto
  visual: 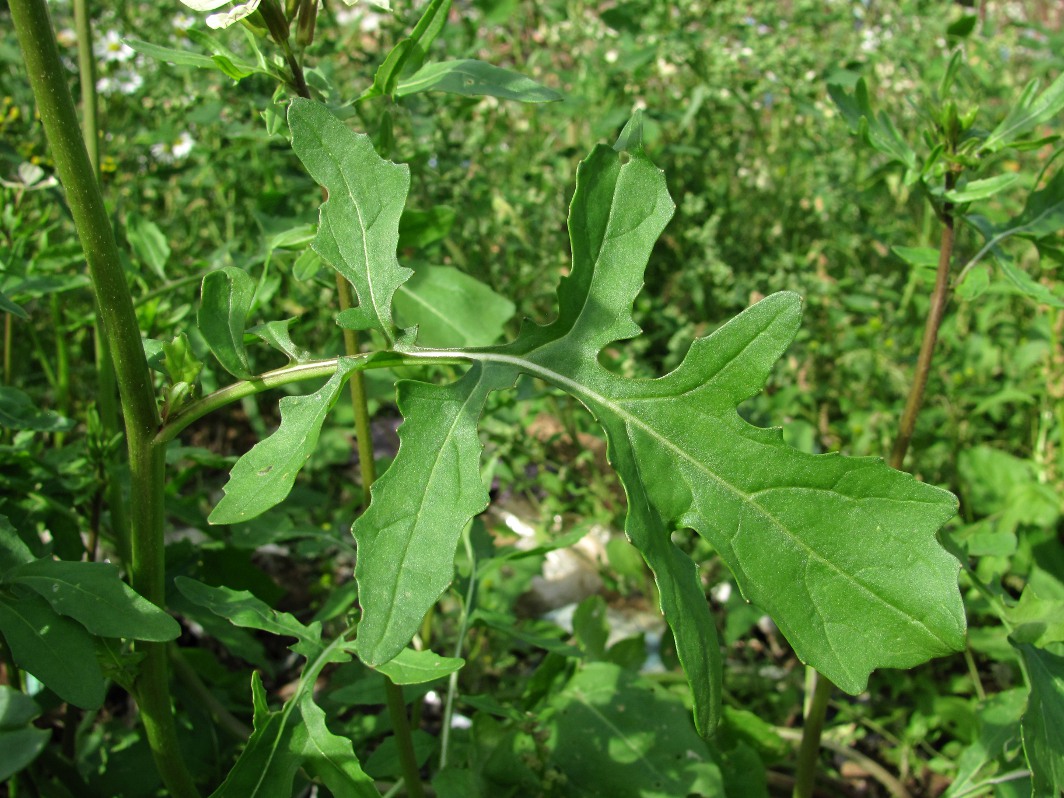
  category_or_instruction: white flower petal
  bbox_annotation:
[206,0,260,29]
[179,0,231,10]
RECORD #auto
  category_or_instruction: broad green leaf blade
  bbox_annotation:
[199,266,256,379]
[209,358,362,525]
[7,560,179,641]
[0,685,49,782]
[298,693,380,797]
[0,387,74,432]
[982,72,1064,153]
[353,365,506,665]
[396,59,563,103]
[393,266,515,348]
[0,594,105,709]
[996,251,1064,308]
[174,577,327,660]
[374,647,465,684]
[288,99,411,343]
[1016,643,1064,796]
[545,663,724,797]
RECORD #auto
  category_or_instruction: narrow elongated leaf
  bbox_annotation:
[125,37,225,70]
[360,0,451,101]
[944,173,1020,203]
[0,289,28,320]
[209,357,362,524]
[288,99,411,343]
[397,59,563,102]
[1006,168,1064,241]
[199,266,256,378]
[393,266,515,347]
[353,365,506,664]
[1016,643,1064,796]
[828,78,917,172]
[6,560,179,641]
[174,577,330,661]
[248,318,311,363]
[0,594,105,709]
[981,72,1064,153]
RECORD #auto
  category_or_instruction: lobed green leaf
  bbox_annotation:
[1016,643,1064,796]
[209,357,363,525]
[288,99,411,343]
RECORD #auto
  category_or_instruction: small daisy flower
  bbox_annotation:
[95,30,135,62]
[151,131,195,164]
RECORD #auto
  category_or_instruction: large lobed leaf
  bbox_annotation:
[292,102,966,736]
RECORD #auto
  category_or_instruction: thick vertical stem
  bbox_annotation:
[8,2,197,796]
[890,175,956,470]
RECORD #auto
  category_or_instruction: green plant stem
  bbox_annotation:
[73,0,98,174]
[8,2,198,796]
[890,174,956,470]
[440,525,478,769]
[793,670,833,798]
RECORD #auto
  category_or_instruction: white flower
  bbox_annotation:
[0,162,59,191]
[95,30,135,62]
[151,131,195,164]
[177,0,261,30]
[172,13,196,32]
[96,69,143,95]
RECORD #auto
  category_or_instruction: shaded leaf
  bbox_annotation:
[6,560,179,641]
[0,593,105,709]
[209,357,363,525]
[0,288,28,320]
[288,99,411,343]
[545,663,724,797]
[199,266,256,379]
[398,206,455,250]
[175,577,331,662]
[248,318,311,363]
[397,59,563,103]
[0,387,74,432]
[0,517,34,574]
[210,672,378,798]
[393,266,515,348]
[1015,643,1064,796]
[828,77,917,173]
[0,686,49,782]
